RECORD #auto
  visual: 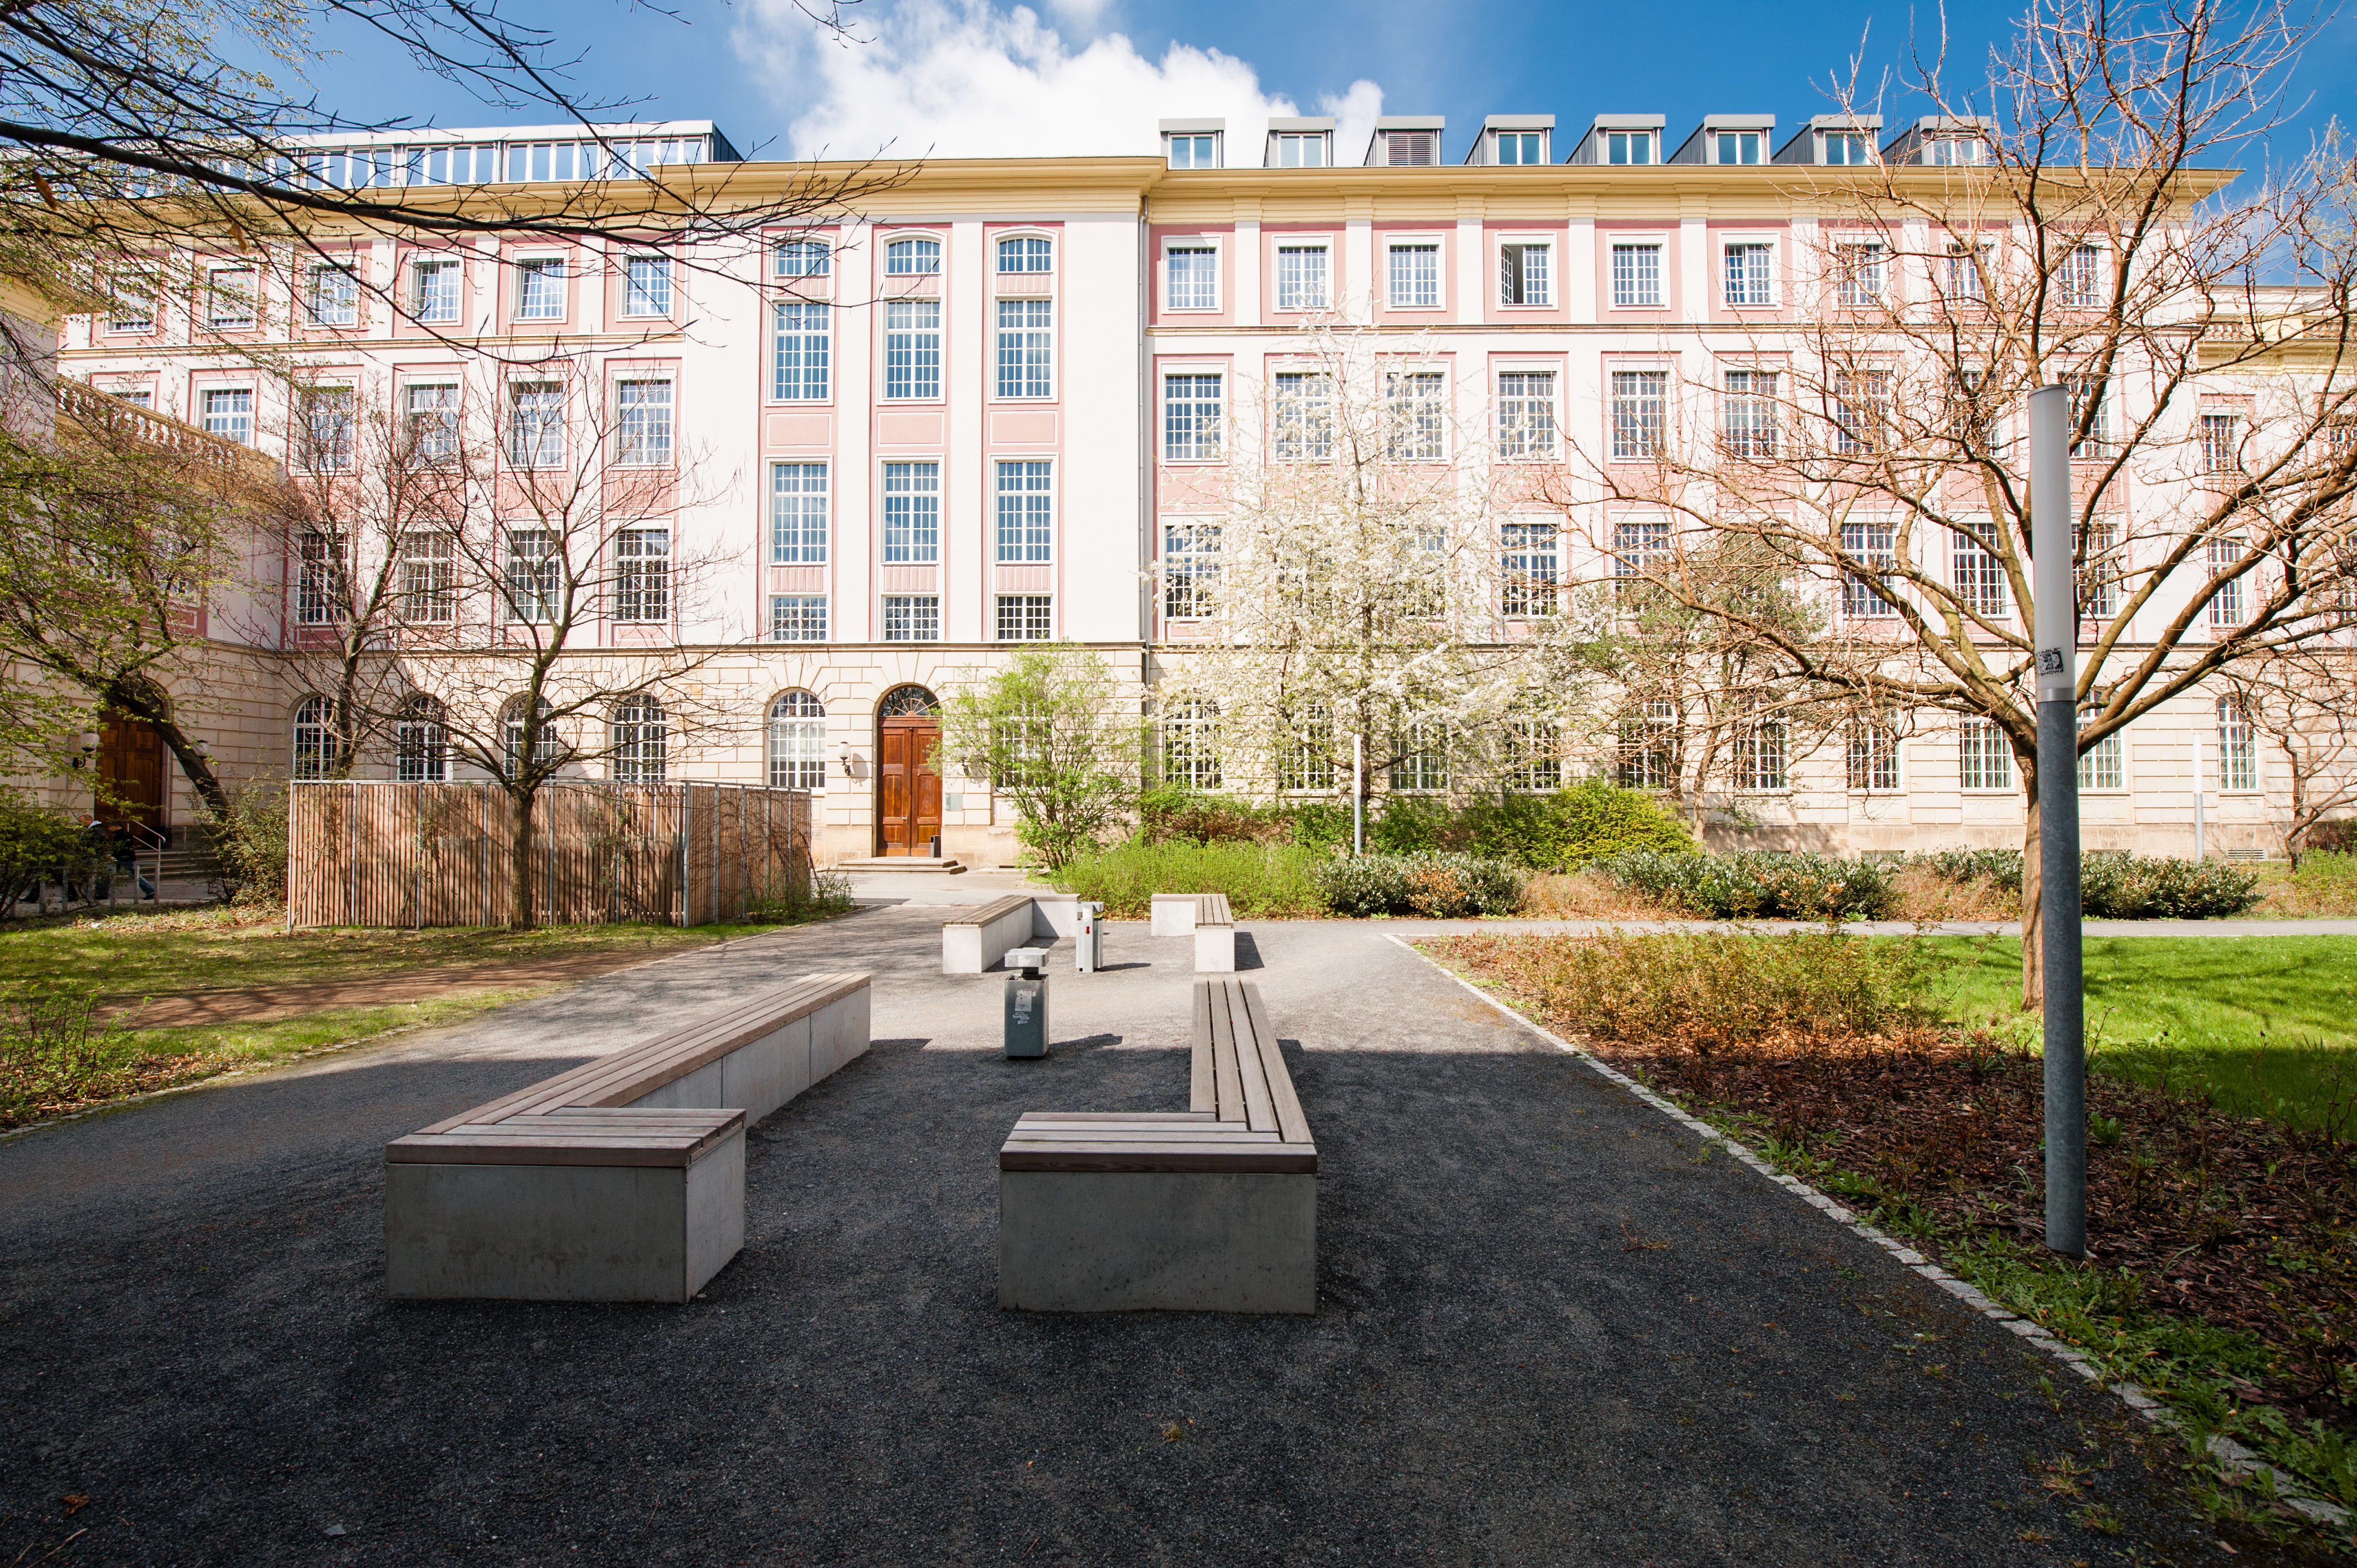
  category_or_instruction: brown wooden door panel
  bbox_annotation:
[877,718,940,856]
[96,717,166,831]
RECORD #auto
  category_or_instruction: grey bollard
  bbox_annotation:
[1074,901,1103,973]
[1004,947,1049,1059]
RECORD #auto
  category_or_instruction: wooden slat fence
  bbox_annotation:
[287,781,814,929]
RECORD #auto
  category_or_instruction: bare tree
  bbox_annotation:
[1538,0,2357,1002]
[2220,643,2357,864]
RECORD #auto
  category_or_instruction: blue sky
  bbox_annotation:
[291,0,2354,172]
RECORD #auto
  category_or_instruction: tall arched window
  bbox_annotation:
[611,695,667,784]
[768,692,826,791]
[395,694,448,782]
[502,695,561,773]
[292,696,339,778]
[1161,698,1221,792]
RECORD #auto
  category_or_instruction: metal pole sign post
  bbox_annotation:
[1352,732,1365,857]
[2028,383,2087,1258]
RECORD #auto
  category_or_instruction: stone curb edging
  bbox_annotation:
[1387,934,2354,1531]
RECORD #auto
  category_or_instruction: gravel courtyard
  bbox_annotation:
[0,904,2245,1565]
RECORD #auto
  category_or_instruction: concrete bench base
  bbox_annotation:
[1193,924,1237,972]
[998,1170,1315,1313]
[943,895,1081,974]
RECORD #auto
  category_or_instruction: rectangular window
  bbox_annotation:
[1275,245,1330,312]
[882,595,940,641]
[2058,244,2103,309]
[1610,243,1663,308]
[1609,370,1667,461]
[2207,536,2246,628]
[295,529,344,626]
[1271,133,1327,168]
[1499,243,1551,306]
[995,460,1053,563]
[1379,131,1438,166]
[1735,719,1788,792]
[507,382,564,467]
[1824,132,1871,164]
[1387,243,1440,308]
[1722,243,1773,307]
[207,269,256,330]
[1162,522,1219,618]
[414,258,461,323]
[396,707,447,783]
[2078,521,2121,620]
[1840,520,1899,617]
[1166,133,1218,169]
[200,387,253,445]
[1166,246,1218,310]
[1507,718,1563,792]
[1923,136,1987,166]
[1278,709,1335,793]
[399,531,456,623]
[1496,131,1543,165]
[1612,519,1671,591]
[1606,130,1654,164]
[997,236,1053,273]
[1960,718,2013,790]
[1847,723,1901,792]
[2078,710,2123,791]
[770,462,828,564]
[2067,376,2109,460]
[1496,371,1556,460]
[2217,698,2256,790]
[1835,243,1885,307]
[1720,370,1778,459]
[884,300,942,399]
[298,386,354,471]
[1953,523,2009,619]
[614,378,673,466]
[623,254,672,317]
[1272,372,1334,460]
[770,595,827,642]
[514,257,565,322]
[771,302,830,401]
[1943,245,1988,303]
[773,239,831,277]
[995,595,1053,641]
[1500,522,1558,617]
[504,528,560,623]
[1388,722,1449,793]
[1618,700,1676,790]
[2200,412,2241,473]
[1162,373,1222,461]
[307,265,358,327]
[1833,369,1890,455]
[1716,130,1766,165]
[884,237,941,275]
[995,298,1053,399]
[613,528,671,623]
[1385,372,1445,461]
[105,290,152,335]
[405,383,458,465]
[882,462,940,563]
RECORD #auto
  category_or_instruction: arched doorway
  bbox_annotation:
[95,711,167,833]
[875,685,941,857]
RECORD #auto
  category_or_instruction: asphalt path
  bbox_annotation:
[0,908,2266,1565]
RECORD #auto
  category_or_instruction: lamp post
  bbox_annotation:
[2029,383,2086,1259]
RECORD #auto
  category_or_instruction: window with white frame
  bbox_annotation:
[610,696,666,783]
[1833,369,1890,455]
[772,301,829,400]
[1500,522,1558,617]
[1612,518,1671,591]
[614,378,672,466]
[1166,246,1218,310]
[1942,244,1989,302]
[1922,135,1987,166]
[292,696,338,779]
[2200,412,2241,473]
[503,695,560,771]
[1716,130,1766,164]
[2058,244,2103,309]
[307,265,358,327]
[395,695,447,783]
[1496,371,1557,460]
[1847,721,1901,791]
[882,595,940,641]
[503,529,560,623]
[1275,244,1330,312]
[1824,131,1872,164]
[1162,522,1219,618]
[507,381,564,467]
[1163,373,1222,461]
[1160,698,1221,790]
[1618,700,1676,790]
[1720,370,1778,459]
[1959,717,2013,789]
[405,382,457,464]
[997,235,1052,273]
[1495,131,1545,164]
[1722,243,1773,307]
[1279,708,1335,792]
[1609,370,1666,461]
[995,299,1053,399]
[1610,243,1663,308]
[770,596,826,642]
[295,529,345,625]
[623,254,672,317]
[1386,721,1448,792]
[1166,133,1218,169]
[1506,715,1563,791]
[996,595,1053,642]
[773,239,830,277]
[207,268,256,330]
[1733,716,1789,792]
[112,386,151,407]
[298,386,354,471]
[884,300,941,399]
[1953,523,2009,618]
[2066,375,2109,460]
[2078,521,2121,620]
[1272,371,1334,459]
[514,256,565,321]
[613,528,670,623]
[770,463,827,564]
[1499,242,1551,306]
[1835,243,1885,307]
[995,460,1052,563]
[1605,130,1654,164]
[2216,695,2256,790]
[413,257,461,323]
[768,692,827,788]
[1840,520,1899,617]
[2207,535,2246,628]
[399,530,456,622]
[200,387,253,445]
[1387,243,1440,308]
[2078,706,2123,790]
[1270,133,1326,168]
[883,462,940,563]
[884,237,941,275]
[104,285,152,334]
[1386,371,1445,461]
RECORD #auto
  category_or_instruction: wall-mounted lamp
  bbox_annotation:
[837,747,866,782]
[68,730,99,770]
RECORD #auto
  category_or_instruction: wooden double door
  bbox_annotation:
[95,714,167,832]
[876,690,942,857]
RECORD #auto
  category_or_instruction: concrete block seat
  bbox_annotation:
[998,977,1315,1314]
[941,894,1080,974]
[1149,893,1237,972]
[385,972,871,1303]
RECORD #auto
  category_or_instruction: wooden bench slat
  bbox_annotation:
[1239,982,1312,1148]
[1222,981,1279,1134]
[1013,1112,1220,1127]
[1189,982,1216,1114]
[943,894,1036,927]
[1208,984,1244,1124]
[1000,1142,1317,1174]
[1006,1127,1283,1143]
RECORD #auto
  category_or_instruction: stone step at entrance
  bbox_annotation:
[833,857,968,874]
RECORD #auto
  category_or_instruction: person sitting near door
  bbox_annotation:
[109,822,156,901]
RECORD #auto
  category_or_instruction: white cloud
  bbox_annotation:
[733,0,1383,164]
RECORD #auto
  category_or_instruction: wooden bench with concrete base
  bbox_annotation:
[1149,893,1237,972]
[384,972,870,1303]
[940,894,1080,974]
[997,977,1314,1314]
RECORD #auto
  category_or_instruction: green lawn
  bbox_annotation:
[1921,934,2357,1130]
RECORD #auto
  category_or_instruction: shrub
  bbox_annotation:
[2078,852,2261,920]
[1052,839,1327,918]
[213,782,290,904]
[1589,850,1898,921]
[1138,786,1290,847]
[1458,782,1696,870]
[1910,847,2025,888]
[743,866,855,924]
[1315,852,1525,918]
[0,792,96,912]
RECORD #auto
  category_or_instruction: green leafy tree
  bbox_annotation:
[938,647,1141,871]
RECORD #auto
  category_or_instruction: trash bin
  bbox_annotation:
[1003,947,1049,1058]
[1074,901,1103,973]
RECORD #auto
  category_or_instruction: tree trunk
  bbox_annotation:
[104,680,228,821]
[507,786,537,932]
[2020,780,2043,1012]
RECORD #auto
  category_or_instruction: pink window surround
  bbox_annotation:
[499,245,575,332]
[1150,226,1234,327]
[1488,223,1571,323]
[295,249,370,340]
[1262,224,1344,321]
[608,244,684,329]
[1707,222,1793,324]
[1370,225,1451,327]
[393,245,480,339]
[1597,225,1679,322]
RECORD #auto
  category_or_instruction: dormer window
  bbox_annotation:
[1376,130,1438,166]
[997,236,1052,274]
[1606,130,1654,165]
[1271,132,1327,168]
[1823,132,1872,165]
[1715,130,1766,164]
[886,237,941,276]
[1494,131,1545,165]
[1166,132,1219,169]
[1922,135,1987,166]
